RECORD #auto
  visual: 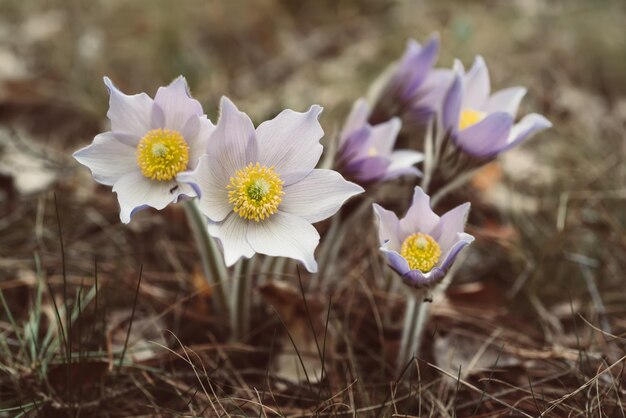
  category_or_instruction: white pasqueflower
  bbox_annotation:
[179,97,364,272]
[73,76,214,223]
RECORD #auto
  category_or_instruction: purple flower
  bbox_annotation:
[179,97,363,272]
[337,98,423,184]
[373,187,474,288]
[73,76,213,223]
[442,56,552,157]
[368,36,451,126]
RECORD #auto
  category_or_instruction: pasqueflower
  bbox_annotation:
[337,98,423,184]
[179,97,363,272]
[374,187,474,288]
[442,56,552,157]
[74,76,213,223]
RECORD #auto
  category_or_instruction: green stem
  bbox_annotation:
[231,258,253,341]
[183,200,229,314]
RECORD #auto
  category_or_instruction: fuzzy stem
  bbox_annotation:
[397,290,424,373]
[183,200,229,314]
[231,258,253,341]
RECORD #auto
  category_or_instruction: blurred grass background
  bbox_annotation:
[1,0,625,416]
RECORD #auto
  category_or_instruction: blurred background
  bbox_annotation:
[1,0,625,415]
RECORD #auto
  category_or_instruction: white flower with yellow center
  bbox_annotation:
[179,97,364,272]
[73,76,214,223]
[373,187,474,288]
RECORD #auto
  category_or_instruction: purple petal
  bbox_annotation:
[103,77,153,140]
[255,105,324,185]
[399,186,440,237]
[397,36,440,101]
[338,125,371,164]
[280,169,363,224]
[484,87,527,117]
[73,132,138,186]
[369,117,401,157]
[153,76,204,134]
[462,56,491,109]
[340,98,370,145]
[455,111,514,157]
[380,247,411,276]
[344,156,390,183]
[442,73,463,135]
[373,204,401,251]
[430,202,471,257]
[504,113,552,151]
[401,267,446,289]
[439,232,474,272]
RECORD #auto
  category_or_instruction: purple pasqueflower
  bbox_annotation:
[337,98,423,184]
[368,35,451,126]
[373,186,474,289]
[178,97,363,273]
[442,56,552,157]
[73,76,213,223]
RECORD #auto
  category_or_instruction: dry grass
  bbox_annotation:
[1,0,625,416]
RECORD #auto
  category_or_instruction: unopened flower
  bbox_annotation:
[337,98,423,184]
[368,36,451,126]
[442,56,552,157]
[373,187,474,288]
[179,97,363,272]
[74,76,213,223]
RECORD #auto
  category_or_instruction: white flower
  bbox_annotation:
[179,97,364,272]
[73,76,213,223]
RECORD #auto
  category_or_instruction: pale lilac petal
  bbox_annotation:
[177,155,231,222]
[397,36,440,100]
[255,105,323,185]
[339,126,371,163]
[386,150,424,175]
[73,132,138,186]
[246,212,320,273]
[345,156,390,183]
[369,117,401,157]
[113,171,184,223]
[462,56,490,109]
[439,233,474,271]
[414,68,455,111]
[483,87,527,117]
[402,267,446,289]
[103,77,153,139]
[373,204,401,251]
[187,116,215,170]
[399,186,440,237]
[340,98,370,145]
[442,73,463,135]
[505,113,552,150]
[207,213,255,267]
[208,97,258,182]
[455,112,514,157]
[380,247,410,275]
[280,169,363,223]
[431,202,471,257]
[153,76,203,133]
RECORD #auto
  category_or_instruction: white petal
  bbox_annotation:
[208,96,257,182]
[153,76,204,133]
[280,169,363,223]
[73,132,138,186]
[247,212,320,273]
[484,87,527,117]
[207,213,255,267]
[187,116,215,170]
[462,56,490,109]
[373,204,401,251]
[340,98,370,145]
[103,77,153,139]
[506,113,552,147]
[178,155,231,222]
[387,149,424,173]
[113,171,183,223]
[255,105,324,185]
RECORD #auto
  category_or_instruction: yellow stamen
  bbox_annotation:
[459,108,487,130]
[227,163,284,222]
[367,147,378,157]
[400,232,441,272]
[136,128,189,181]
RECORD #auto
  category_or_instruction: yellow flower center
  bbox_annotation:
[459,108,487,130]
[367,146,378,157]
[136,128,189,181]
[227,163,284,222]
[400,233,441,272]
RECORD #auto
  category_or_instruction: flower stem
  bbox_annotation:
[231,258,254,341]
[397,290,427,373]
[183,199,229,314]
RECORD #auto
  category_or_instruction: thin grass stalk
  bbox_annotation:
[183,199,229,314]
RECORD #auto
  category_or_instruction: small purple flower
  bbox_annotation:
[373,187,474,289]
[368,36,451,126]
[337,98,423,184]
[73,76,213,223]
[442,56,552,157]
